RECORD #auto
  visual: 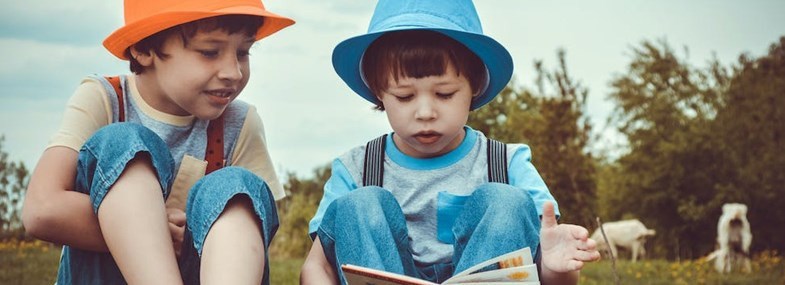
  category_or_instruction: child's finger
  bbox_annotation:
[570,225,589,240]
[541,201,558,228]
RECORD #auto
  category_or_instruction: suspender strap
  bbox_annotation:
[105,75,225,175]
[362,134,387,187]
[106,76,125,122]
[362,135,509,186]
[205,115,225,174]
[487,138,509,184]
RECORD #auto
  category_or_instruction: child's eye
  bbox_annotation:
[436,92,456,99]
[395,94,414,102]
[199,50,219,58]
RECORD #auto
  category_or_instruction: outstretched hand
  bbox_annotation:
[539,201,601,273]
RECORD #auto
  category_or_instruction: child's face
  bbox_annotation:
[380,64,473,158]
[139,29,255,120]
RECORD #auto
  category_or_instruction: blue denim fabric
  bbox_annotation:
[180,166,279,285]
[317,183,541,285]
[56,123,278,285]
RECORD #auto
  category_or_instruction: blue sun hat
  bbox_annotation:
[332,0,513,110]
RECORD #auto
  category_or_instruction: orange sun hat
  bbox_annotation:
[103,0,295,60]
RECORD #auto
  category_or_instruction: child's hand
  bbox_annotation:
[539,201,600,273]
[167,207,186,257]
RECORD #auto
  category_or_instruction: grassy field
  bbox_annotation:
[2,239,783,284]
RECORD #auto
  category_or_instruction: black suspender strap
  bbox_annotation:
[487,138,509,184]
[362,135,508,186]
[362,134,387,187]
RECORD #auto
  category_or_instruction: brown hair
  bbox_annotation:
[127,15,264,74]
[361,30,487,110]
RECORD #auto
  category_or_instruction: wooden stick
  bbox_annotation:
[597,217,620,285]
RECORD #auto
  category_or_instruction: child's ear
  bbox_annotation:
[130,47,153,67]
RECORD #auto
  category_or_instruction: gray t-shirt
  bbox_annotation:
[309,127,558,264]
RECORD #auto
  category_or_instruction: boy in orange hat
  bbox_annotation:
[301,0,599,284]
[22,0,293,284]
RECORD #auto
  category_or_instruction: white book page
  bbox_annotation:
[447,247,534,280]
[443,264,539,284]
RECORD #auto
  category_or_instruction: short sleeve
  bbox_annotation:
[507,144,560,218]
[48,78,112,151]
[308,158,357,238]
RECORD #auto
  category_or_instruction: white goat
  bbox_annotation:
[591,219,656,262]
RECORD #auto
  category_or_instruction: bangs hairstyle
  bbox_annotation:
[127,15,264,74]
[361,30,487,110]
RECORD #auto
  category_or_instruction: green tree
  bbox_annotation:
[469,50,597,227]
[550,37,785,260]
[711,37,785,253]
[1,135,30,239]
[270,164,331,258]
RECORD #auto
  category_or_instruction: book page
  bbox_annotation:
[342,264,437,285]
[447,247,534,280]
[342,247,538,285]
[443,264,539,284]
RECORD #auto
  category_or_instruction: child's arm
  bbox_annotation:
[22,146,109,252]
[301,236,340,285]
[538,202,600,285]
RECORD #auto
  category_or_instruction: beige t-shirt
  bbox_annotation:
[48,75,285,209]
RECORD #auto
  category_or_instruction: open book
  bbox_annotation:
[342,247,539,285]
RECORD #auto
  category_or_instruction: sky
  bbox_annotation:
[1,0,783,182]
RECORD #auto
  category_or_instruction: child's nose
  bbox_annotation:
[414,98,437,120]
[217,57,243,82]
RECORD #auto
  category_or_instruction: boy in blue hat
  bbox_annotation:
[301,0,600,284]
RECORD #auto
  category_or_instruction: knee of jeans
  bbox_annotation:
[336,186,394,212]
[470,183,535,212]
[185,167,277,253]
[88,123,171,166]
[79,123,174,210]
[332,187,400,225]
[186,167,273,217]
[91,123,163,148]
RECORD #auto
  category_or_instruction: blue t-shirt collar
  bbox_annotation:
[386,126,476,170]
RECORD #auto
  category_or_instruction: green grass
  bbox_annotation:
[0,241,60,285]
[2,241,783,284]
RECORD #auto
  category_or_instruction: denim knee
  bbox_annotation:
[76,123,174,213]
[469,183,537,214]
[185,166,278,256]
[319,187,406,242]
[454,183,541,245]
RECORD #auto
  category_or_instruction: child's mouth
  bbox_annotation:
[206,90,233,98]
[414,132,441,144]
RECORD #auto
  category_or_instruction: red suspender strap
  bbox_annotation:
[105,76,125,122]
[205,114,225,174]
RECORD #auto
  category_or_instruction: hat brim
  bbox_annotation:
[104,6,294,60]
[332,27,513,110]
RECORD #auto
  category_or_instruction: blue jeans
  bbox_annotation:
[317,184,541,284]
[56,123,279,285]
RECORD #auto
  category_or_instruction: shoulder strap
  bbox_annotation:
[205,115,225,174]
[487,138,509,184]
[362,135,509,186]
[105,76,125,122]
[362,134,387,187]
[105,75,225,174]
